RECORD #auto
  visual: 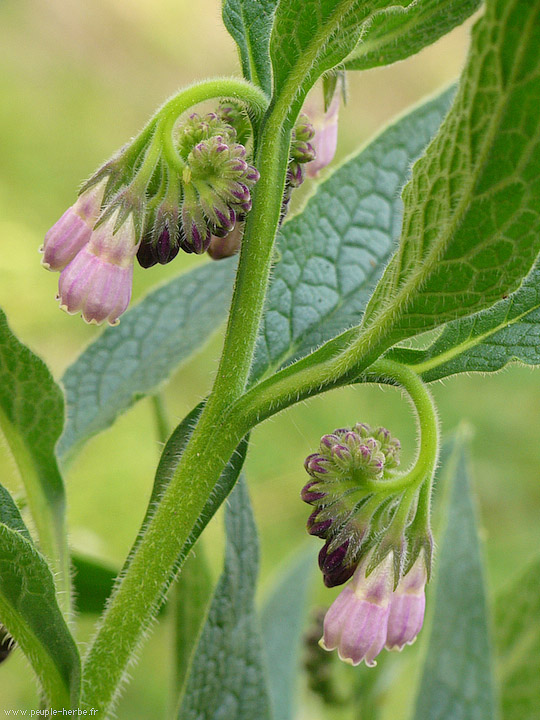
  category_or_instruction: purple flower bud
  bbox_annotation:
[287,162,305,189]
[307,510,332,538]
[57,211,138,325]
[244,165,260,183]
[385,554,427,651]
[320,553,394,666]
[136,240,158,268]
[301,480,327,504]
[41,180,106,271]
[319,541,356,588]
[156,226,180,265]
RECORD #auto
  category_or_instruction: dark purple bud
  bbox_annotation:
[230,182,250,203]
[307,510,332,538]
[301,480,327,504]
[156,227,180,265]
[305,453,330,476]
[240,198,252,213]
[287,163,304,188]
[233,143,247,157]
[136,240,158,268]
[319,541,356,587]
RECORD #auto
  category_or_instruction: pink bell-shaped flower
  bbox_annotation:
[385,553,427,651]
[305,92,340,179]
[57,210,139,325]
[41,180,106,271]
[320,553,394,666]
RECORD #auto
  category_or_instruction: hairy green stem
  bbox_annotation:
[80,83,290,716]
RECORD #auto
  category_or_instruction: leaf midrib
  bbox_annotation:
[407,294,540,375]
[365,0,535,339]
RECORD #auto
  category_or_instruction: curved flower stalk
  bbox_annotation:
[41,82,265,324]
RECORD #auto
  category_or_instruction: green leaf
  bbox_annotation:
[0,524,80,708]
[173,540,213,699]
[363,0,540,350]
[260,547,316,720]
[344,0,480,72]
[177,478,272,720]
[71,553,117,615]
[389,258,540,381]
[251,87,454,380]
[222,0,278,96]
[124,401,247,596]
[0,482,32,541]
[0,309,69,605]
[58,258,236,464]
[495,554,540,720]
[270,0,410,117]
[413,436,497,720]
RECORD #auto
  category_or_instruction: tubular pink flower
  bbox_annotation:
[40,180,106,271]
[306,93,340,178]
[385,554,427,651]
[57,211,138,325]
[320,553,394,666]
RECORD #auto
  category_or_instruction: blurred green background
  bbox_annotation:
[0,1,539,717]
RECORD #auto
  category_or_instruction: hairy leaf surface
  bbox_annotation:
[252,87,454,379]
[0,309,67,578]
[413,438,496,720]
[495,554,540,720]
[178,479,271,720]
[363,0,540,349]
[58,259,236,463]
[222,0,278,95]
[390,259,540,381]
[270,0,411,117]
[344,0,480,71]
[260,548,315,720]
[0,524,80,708]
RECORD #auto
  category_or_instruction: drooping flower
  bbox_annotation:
[57,210,139,325]
[40,180,106,271]
[305,88,340,178]
[385,553,427,651]
[320,553,394,666]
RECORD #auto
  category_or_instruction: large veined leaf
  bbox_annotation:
[251,87,454,380]
[260,547,316,720]
[0,524,80,708]
[413,437,496,720]
[363,0,540,351]
[495,554,540,720]
[270,0,411,117]
[177,478,272,720]
[222,0,278,96]
[58,258,236,463]
[344,0,480,72]
[389,258,540,381]
[0,309,68,598]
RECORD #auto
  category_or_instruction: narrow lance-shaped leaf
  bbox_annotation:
[58,257,236,464]
[495,554,540,720]
[260,547,316,720]
[388,257,540,382]
[344,0,480,72]
[0,524,80,709]
[178,478,272,720]
[251,87,454,380]
[0,309,69,610]
[270,0,411,118]
[222,0,278,96]
[0,482,32,541]
[413,436,497,720]
[173,541,213,699]
[363,0,540,350]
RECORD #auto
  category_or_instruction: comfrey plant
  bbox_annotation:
[1,0,540,717]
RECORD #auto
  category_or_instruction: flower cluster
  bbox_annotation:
[42,106,259,324]
[320,551,427,666]
[302,423,401,587]
[302,422,431,667]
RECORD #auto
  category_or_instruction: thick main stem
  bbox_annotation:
[81,95,290,716]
